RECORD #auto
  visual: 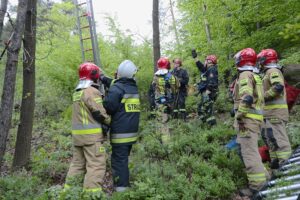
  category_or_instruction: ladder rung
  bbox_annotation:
[84,48,93,52]
[81,37,91,41]
[79,13,90,17]
[77,2,87,6]
[80,25,90,29]
[80,13,88,17]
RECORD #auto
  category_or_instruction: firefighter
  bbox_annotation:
[233,48,269,197]
[148,82,156,119]
[153,57,179,143]
[103,60,140,192]
[65,62,111,194]
[257,49,291,169]
[171,58,189,121]
[192,49,218,126]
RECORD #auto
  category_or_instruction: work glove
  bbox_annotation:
[230,108,236,118]
[192,49,198,59]
[99,74,105,81]
[102,124,110,136]
[237,119,246,132]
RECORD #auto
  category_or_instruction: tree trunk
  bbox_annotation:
[169,0,180,48]
[12,0,36,170]
[203,3,211,43]
[0,0,8,41]
[0,0,28,167]
[152,0,160,72]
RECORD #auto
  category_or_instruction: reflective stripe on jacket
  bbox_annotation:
[72,86,110,146]
[104,78,140,145]
[234,71,264,122]
[263,68,289,121]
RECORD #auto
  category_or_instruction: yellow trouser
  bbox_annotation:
[156,105,171,144]
[262,118,291,163]
[236,119,270,190]
[66,141,106,189]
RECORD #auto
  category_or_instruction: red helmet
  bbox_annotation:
[257,49,278,66]
[234,48,257,67]
[173,58,182,66]
[79,62,101,80]
[157,57,170,69]
[205,55,217,64]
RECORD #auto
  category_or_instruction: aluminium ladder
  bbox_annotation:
[73,0,101,67]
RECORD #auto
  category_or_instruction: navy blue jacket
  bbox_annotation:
[104,78,140,145]
[195,61,218,93]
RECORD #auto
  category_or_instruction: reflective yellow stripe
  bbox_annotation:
[83,188,102,192]
[247,173,266,182]
[121,98,140,104]
[72,128,102,135]
[264,104,288,109]
[80,102,88,125]
[111,137,138,143]
[245,113,263,121]
[94,97,103,104]
[239,87,253,95]
[73,91,83,101]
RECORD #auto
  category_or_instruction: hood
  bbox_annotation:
[155,69,169,75]
[75,80,96,90]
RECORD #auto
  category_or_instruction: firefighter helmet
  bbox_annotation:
[117,60,138,78]
[205,55,217,64]
[79,62,101,81]
[257,49,278,66]
[234,48,257,68]
[157,57,171,69]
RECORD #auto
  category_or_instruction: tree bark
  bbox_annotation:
[203,3,211,43]
[0,0,28,167]
[169,0,180,48]
[12,0,36,170]
[152,0,160,72]
[0,0,8,41]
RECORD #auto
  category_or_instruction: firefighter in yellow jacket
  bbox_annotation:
[153,57,179,143]
[65,62,111,193]
[233,48,269,197]
[258,49,291,169]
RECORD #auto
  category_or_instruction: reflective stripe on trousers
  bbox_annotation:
[265,99,288,110]
[111,133,138,144]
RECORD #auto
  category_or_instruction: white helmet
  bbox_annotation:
[117,60,138,78]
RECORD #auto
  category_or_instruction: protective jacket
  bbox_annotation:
[72,85,111,146]
[153,72,179,105]
[263,67,289,121]
[234,70,264,122]
[104,78,140,145]
[195,61,218,93]
[171,67,189,95]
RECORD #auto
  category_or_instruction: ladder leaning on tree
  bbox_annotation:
[73,0,101,67]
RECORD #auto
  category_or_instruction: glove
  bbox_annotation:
[192,49,198,58]
[230,108,236,118]
[99,74,105,81]
[237,120,246,132]
[102,124,110,136]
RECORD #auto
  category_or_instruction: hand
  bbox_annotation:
[102,124,110,135]
[237,120,246,132]
[99,74,105,81]
[192,49,198,58]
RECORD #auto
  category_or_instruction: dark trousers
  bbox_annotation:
[197,92,216,125]
[111,145,132,187]
[173,91,187,119]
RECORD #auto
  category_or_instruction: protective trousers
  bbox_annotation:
[111,145,132,191]
[198,92,216,126]
[261,118,291,164]
[173,91,187,120]
[156,104,171,144]
[236,120,269,191]
[66,142,106,191]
